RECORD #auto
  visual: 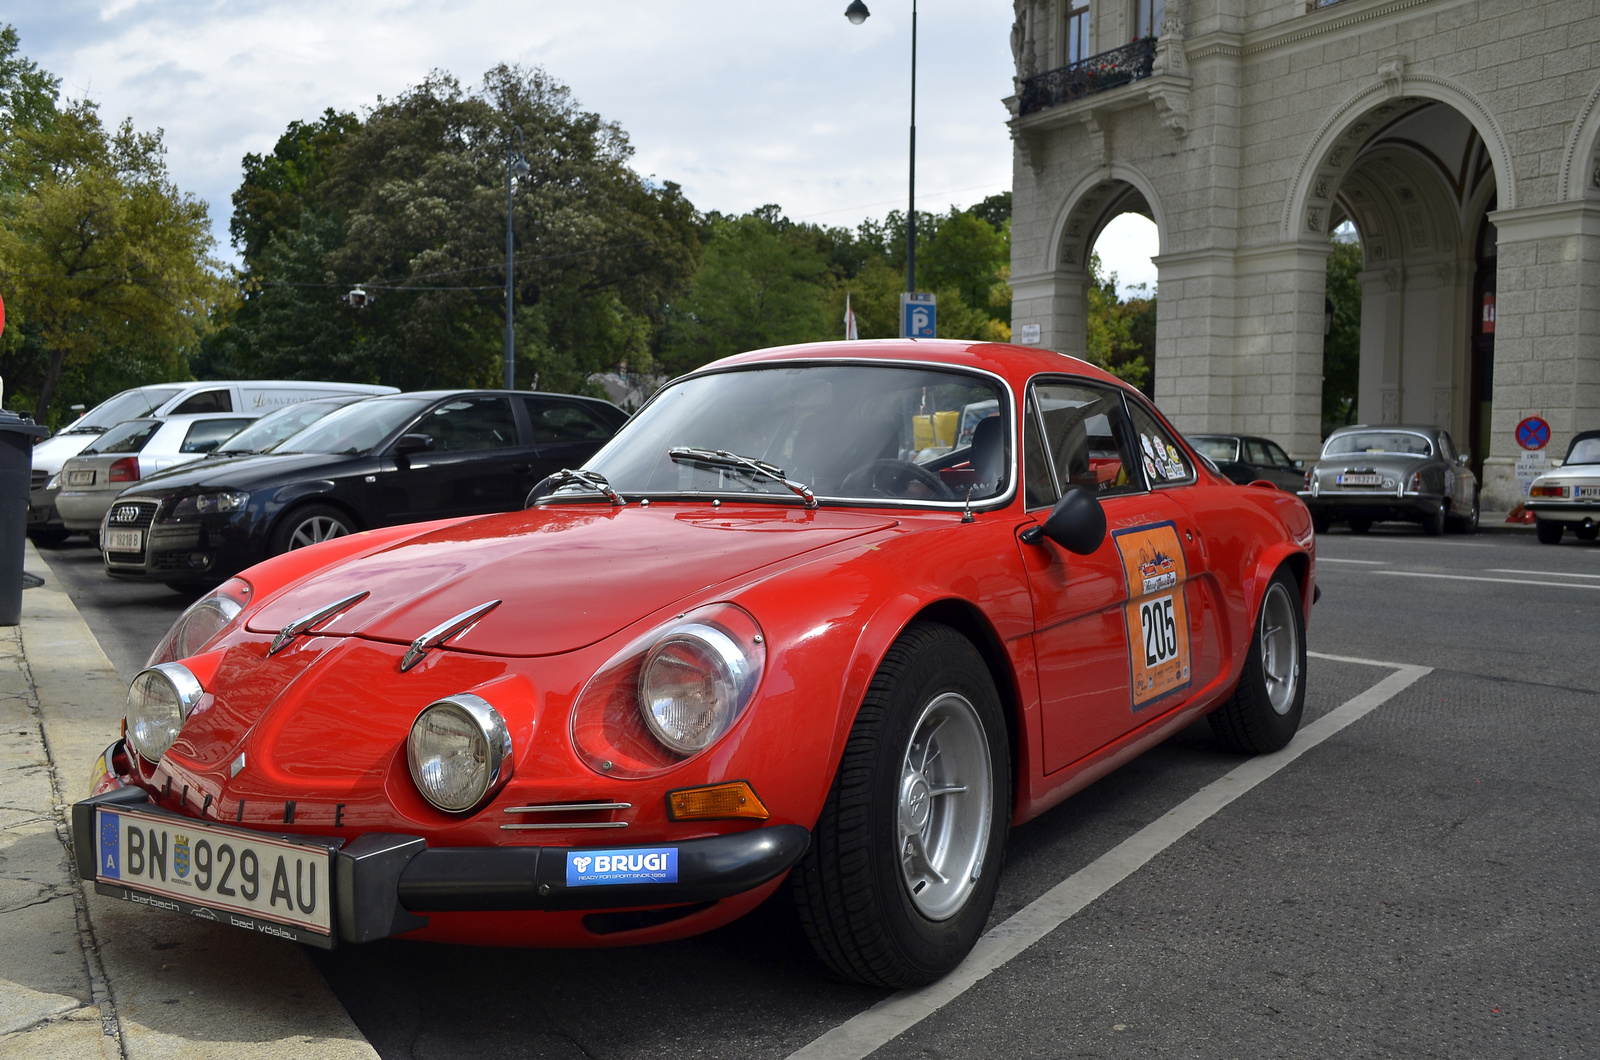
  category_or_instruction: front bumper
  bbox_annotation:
[103,506,259,584]
[72,783,810,948]
[1298,491,1444,523]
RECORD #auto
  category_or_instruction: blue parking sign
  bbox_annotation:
[900,292,936,338]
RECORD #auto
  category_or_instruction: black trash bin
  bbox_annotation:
[0,410,51,625]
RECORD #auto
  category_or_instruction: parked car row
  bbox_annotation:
[29,381,629,588]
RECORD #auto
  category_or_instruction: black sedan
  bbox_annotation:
[1188,434,1306,492]
[101,390,627,588]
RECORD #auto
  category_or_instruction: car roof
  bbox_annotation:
[697,338,1130,392]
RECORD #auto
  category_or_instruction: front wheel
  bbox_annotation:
[268,504,355,555]
[1209,569,1307,754]
[792,622,1009,988]
[1535,518,1563,545]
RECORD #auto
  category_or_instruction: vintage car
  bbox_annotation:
[73,340,1315,989]
[1526,429,1600,544]
[1189,433,1305,493]
[1298,424,1479,535]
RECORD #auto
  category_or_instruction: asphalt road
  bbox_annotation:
[37,524,1600,1059]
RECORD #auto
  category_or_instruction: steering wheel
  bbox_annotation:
[839,459,956,501]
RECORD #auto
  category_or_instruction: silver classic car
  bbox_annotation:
[1526,429,1600,544]
[1299,424,1479,535]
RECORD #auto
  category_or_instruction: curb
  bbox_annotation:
[0,542,378,1060]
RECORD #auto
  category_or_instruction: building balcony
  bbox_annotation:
[1019,38,1157,116]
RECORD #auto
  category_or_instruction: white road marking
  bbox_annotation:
[1374,570,1600,591]
[786,659,1432,1060]
[1487,568,1600,580]
[1315,557,1385,564]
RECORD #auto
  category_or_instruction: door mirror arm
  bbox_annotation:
[1019,486,1107,555]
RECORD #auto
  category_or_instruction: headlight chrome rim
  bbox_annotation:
[406,693,513,813]
[125,662,205,763]
[639,623,754,755]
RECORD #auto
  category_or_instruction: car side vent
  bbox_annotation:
[500,801,631,831]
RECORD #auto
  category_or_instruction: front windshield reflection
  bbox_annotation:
[274,396,432,455]
[578,365,1008,505]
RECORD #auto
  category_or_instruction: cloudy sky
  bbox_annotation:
[7,0,1156,291]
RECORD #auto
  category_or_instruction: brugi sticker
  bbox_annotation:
[1112,521,1193,710]
[567,848,678,887]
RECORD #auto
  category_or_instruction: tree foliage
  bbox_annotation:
[1322,236,1362,437]
[1085,252,1155,393]
[0,26,227,424]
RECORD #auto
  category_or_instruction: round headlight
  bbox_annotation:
[407,694,513,813]
[639,623,754,755]
[126,663,205,762]
[146,578,252,667]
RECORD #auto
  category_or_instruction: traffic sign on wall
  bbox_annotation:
[1515,416,1550,451]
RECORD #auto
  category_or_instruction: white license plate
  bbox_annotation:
[95,806,334,944]
[1338,473,1382,486]
[67,470,95,486]
[104,529,143,552]
[1576,485,1600,498]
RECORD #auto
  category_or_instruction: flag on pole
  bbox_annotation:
[844,292,859,340]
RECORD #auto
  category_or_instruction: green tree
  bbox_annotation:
[1085,253,1154,392]
[0,24,58,143]
[1322,236,1362,436]
[0,83,228,424]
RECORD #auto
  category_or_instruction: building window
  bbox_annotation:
[1134,0,1163,38]
[1066,2,1092,63]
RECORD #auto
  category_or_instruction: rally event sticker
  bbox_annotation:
[1113,521,1193,710]
[566,847,678,887]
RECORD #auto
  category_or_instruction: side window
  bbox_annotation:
[412,398,518,452]
[1027,382,1141,510]
[1126,399,1194,486]
[180,419,253,454]
[1245,440,1272,466]
[524,399,614,444]
[1265,441,1295,469]
[172,389,233,414]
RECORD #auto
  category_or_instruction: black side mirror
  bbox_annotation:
[393,433,435,456]
[1019,486,1107,555]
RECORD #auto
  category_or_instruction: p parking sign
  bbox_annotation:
[900,292,936,338]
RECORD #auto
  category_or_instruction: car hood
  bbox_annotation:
[244,504,898,658]
[118,451,358,493]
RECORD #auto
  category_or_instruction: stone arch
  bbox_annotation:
[1282,74,1517,244]
[1044,163,1168,274]
[1558,76,1600,201]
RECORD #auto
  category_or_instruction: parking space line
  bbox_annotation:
[1314,557,1385,564]
[1488,568,1600,579]
[1374,570,1600,590]
[786,658,1432,1060]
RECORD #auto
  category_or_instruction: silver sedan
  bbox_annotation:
[1298,424,1479,535]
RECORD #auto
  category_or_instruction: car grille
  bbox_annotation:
[30,470,49,492]
[103,500,160,563]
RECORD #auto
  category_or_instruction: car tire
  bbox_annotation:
[1576,525,1599,542]
[791,622,1010,989]
[1535,518,1563,545]
[1209,568,1306,755]
[1422,502,1446,536]
[1311,513,1330,535]
[1447,495,1480,534]
[268,504,356,555]
[1348,517,1373,534]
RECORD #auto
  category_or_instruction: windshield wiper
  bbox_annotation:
[529,468,624,506]
[667,447,818,508]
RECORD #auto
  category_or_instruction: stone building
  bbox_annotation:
[1006,0,1600,508]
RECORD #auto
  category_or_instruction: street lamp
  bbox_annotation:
[844,1,916,298]
[504,127,531,390]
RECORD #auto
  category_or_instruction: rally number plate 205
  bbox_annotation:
[94,806,335,946]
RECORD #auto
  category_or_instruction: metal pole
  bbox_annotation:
[503,143,516,390]
[906,0,917,295]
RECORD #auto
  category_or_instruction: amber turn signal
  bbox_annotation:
[667,780,770,821]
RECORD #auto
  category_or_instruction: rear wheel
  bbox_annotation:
[1447,495,1480,534]
[792,622,1009,988]
[1210,569,1306,754]
[268,504,355,555]
[1348,517,1372,534]
[1311,513,1330,535]
[1535,519,1563,545]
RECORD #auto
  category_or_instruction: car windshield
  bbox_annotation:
[1566,437,1600,465]
[574,364,1008,505]
[1191,436,1239,462]
[1323,431,1433,458]
[273,396,433,455]
[214,398,359,454]
[68,386,185,433]
[83,419,162,454]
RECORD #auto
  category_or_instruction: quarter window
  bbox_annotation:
[1025,382,1141,509]
[172,389,233,414]
[1126,400,1193,486]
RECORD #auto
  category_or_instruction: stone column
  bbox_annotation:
[1483,201,1600,510]
[1011,266,1091,356]
[1150,248,1238,433]
[1231,241,1332,461]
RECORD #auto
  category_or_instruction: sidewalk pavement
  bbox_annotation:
[0,541,379,1060]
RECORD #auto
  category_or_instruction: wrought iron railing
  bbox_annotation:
[1019,37,1157,116]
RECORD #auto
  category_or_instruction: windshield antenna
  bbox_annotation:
[961,487,975,523]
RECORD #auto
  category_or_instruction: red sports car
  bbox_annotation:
[74,339,1315,988]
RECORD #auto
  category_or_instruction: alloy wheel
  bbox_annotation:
[897,691,994,920]
[1258,580,1300,716]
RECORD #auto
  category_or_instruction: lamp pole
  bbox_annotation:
[845,0,915,295]
[504,128,531,390]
